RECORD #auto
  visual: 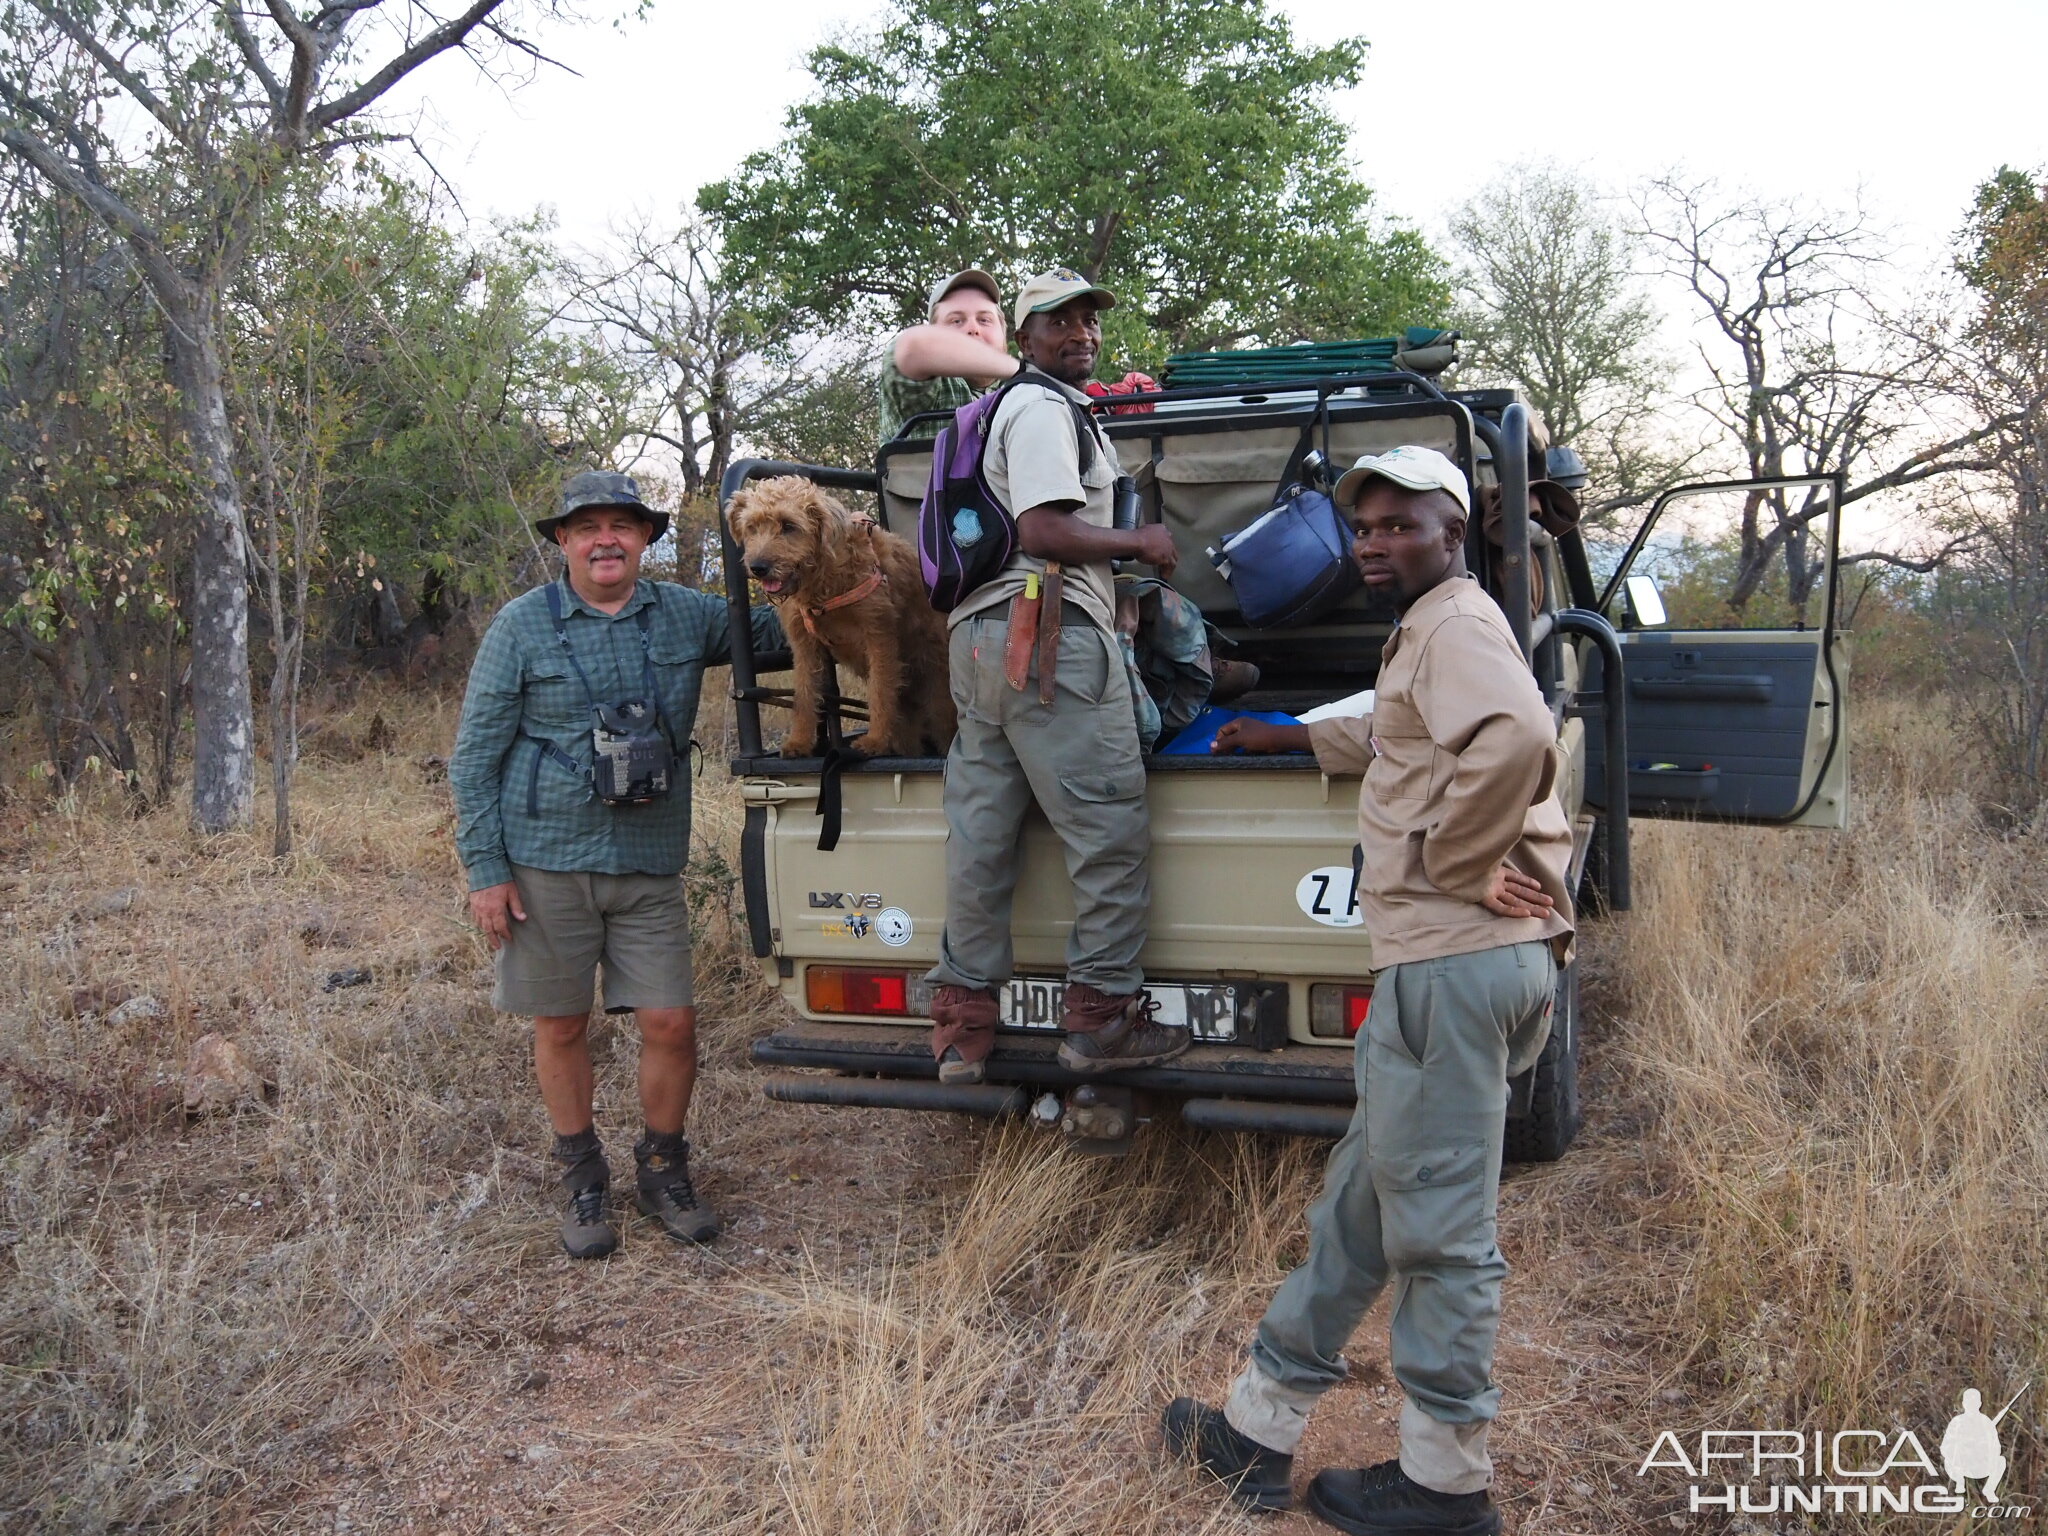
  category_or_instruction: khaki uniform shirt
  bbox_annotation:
[1307,574,1576,968]
[949,375,1118,634]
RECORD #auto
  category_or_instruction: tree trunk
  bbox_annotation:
[167,312,255,834]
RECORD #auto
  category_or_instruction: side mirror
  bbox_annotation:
[1623,574,1667,628]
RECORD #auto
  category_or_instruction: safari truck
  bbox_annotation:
[715,346,1850,1161]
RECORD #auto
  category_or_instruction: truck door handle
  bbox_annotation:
[1629,674,1773,703]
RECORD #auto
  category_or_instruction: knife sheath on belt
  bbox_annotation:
[1002,571,1040,692]
[1036,563,1064,705]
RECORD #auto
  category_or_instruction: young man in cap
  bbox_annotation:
[923,267,1191,1084]
[450,470,783,1258]
[877,268,1018,441]
[1162,445,1574,1535]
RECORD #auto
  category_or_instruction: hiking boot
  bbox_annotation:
[1162,1397,1294,1512]
[1057,984,1190,1073]
[552,1129,617,1260]
[1305,1459,1500,1536]
[561,1183,618,1259]
[634,1132,719,1244]
[1209,659,1263,706]
[931,984,999,1083]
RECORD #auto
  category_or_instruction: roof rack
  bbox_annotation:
[1160,328,1458,390]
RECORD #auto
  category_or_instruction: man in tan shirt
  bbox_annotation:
[1163,445,1573,1535]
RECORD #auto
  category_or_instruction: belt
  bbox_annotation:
[982,595,1095,624]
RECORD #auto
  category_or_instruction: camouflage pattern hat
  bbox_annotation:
[535,469,669,543]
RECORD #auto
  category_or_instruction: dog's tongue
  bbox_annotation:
[759,576,786,594]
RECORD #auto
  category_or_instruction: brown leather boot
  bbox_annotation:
[1208,658,1262,706]
[1058,984,1190,1073]
[930,984,1000,1084]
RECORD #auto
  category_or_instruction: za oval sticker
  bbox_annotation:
[1295,865,1364,928]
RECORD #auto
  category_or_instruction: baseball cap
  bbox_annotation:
[927,268,1002,320]
[1332,445,1471,516]
[535,469,670,543]
[1012,267,1117,331]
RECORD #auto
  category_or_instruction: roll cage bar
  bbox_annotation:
[716,369,1630,911]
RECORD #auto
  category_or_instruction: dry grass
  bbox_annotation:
[1,684,2042,1532]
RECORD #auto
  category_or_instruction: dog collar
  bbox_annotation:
[792,566,887,638]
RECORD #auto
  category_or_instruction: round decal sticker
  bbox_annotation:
[1295,866,1364,928]
[876,907,914,947]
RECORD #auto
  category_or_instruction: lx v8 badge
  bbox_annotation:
[809,891,884,910]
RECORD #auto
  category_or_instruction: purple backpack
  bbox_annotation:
[917,368,1098,611]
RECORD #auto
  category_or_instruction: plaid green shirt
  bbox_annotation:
[877,353,988,441]
[451,578,783,890]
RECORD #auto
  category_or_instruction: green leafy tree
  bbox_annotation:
[224,172,634,852]
[700,0,1446,365]
[1938,167,2048,814]
[0,0,584,832]
[0,164,189,807]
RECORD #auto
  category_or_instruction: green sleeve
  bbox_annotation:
[449,613,524,891]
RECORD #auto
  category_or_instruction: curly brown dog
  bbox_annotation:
[727,476,956,757]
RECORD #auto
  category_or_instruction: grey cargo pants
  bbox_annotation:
[1225,941,1556,1495]
[926,605,1149,996]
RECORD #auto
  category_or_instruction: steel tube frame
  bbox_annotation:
[760,1071,1029,1117]
[1556,608,1632,912]
[718,458,881,757]
[1179,1098,1354,1138]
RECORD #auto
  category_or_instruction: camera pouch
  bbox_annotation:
[526,579,678,810]
[589,699,673,804]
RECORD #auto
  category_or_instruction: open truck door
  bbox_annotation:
[1583,475,1849,829]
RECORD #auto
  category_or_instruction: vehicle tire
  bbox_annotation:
[1504,960,1581,1164]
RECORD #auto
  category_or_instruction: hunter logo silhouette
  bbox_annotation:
[1941,1384,2028,1500]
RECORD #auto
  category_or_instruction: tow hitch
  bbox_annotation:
[1032,1083,1143,1155]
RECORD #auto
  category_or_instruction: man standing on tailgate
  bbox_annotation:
[1163,445,1574,1536]
[922,268,1189,1086]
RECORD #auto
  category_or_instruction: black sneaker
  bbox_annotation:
[560,1183,618,1260]
[634,1135,719,1244]
[1161,1397,1293,1512]
[1305,1459,1500,1535]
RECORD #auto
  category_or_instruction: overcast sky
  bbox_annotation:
[392,0,2048,266]
[386,0,2046,550]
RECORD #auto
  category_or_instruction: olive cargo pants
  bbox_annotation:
[1224,941,1556,1495]
[926,605,1149,998]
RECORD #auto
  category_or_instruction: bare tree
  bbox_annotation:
[0,0,577,831]
[563,216,880,580]
[1449,163,1696,518]
[1637,176,2013,612]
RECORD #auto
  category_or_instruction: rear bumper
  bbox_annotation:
[749,1020,1355,1102]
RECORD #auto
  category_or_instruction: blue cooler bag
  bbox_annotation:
[1206,483,1360,627]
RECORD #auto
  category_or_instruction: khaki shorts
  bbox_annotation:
[493,865,695,1017]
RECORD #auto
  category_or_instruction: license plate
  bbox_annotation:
[1001,978,1238,1043]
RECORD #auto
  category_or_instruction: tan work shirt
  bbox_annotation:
[1307,574,1576,968]
[949,374,1118,634]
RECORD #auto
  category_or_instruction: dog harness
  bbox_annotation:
[781,515,888,638]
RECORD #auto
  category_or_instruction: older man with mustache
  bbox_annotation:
[450,470,782,1258]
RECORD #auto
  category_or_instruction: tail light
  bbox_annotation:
[1308,983,1374,1039]
[806,966,916,1017]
